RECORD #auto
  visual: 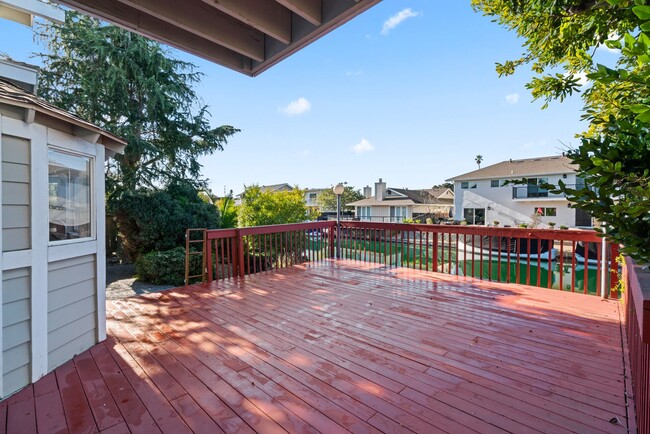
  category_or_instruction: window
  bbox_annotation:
[390,206,407,222]
[49,149,92,242]
[463,208,485,225]
[490,179,500,188]
[460,181,477,190]
[526,177,549,198]
[358,206,371,220]
[534,207,556,217]
[308,193,317,200]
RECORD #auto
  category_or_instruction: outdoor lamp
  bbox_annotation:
[333,183,344,259]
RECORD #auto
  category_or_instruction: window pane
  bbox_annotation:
[490,179,499,188]
[461,181,469,189]
[546,208,557,217]
[49,150,92,241]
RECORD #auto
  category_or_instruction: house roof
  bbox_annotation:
[447,155,578,182]
[54,0,381,77]
[0,79,126,156]
[236,183,293,198]
[349,187,453,207]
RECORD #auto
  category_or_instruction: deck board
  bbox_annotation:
[0,260,633,433]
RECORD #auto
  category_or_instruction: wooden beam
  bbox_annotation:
[53,0,251,74]
[115,0,264,61]
[203,0,291,45]
[0,5,32,26]
[275,0,321,26]
[24,108,35,124]
[0,0,64,24]
[73,126,100,144]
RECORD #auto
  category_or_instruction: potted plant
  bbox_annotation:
[548,222,556,228]
[559,225,568,230]
[493,220,500,227]
[518,223,528,228]
[460,219,468,226]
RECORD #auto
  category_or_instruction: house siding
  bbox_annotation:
[2,135,30,252]
[2,267,31,397]
[47,254,96,371]
[453,174,577,227]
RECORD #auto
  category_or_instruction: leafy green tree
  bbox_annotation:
[473,0,650,262]
[36,12,239,195]
[112,181,220,261]
[238,185,314,227]
[317,184,364,211]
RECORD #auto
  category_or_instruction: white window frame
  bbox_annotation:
[47,146,95,246]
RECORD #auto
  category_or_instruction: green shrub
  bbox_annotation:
[111,181,220,261]
[135,247,202,286]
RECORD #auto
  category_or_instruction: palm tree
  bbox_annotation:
[475,154,483,169]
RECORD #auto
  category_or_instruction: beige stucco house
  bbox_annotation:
[349,179,454,222]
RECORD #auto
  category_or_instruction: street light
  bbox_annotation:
[333,183,345,259]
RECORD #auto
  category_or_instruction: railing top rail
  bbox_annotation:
[626,257,650,343]
[206,220,336,239]
[206,228,238,240]
[339,221,605,242]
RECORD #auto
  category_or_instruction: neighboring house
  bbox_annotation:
[234,183,293,205]
[0,64,125,398]
[304,187,331,213]
[348,179,454,222]
[447,155,591,228]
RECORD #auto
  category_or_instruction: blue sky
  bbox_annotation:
[1,1,614,195]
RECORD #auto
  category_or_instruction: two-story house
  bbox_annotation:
[447,155,591,228]
[348,179,454,222]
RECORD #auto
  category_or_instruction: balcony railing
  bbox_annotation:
[512,184,597,199]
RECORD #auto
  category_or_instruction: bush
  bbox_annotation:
[111,181,220,261]
[135,247,203,286]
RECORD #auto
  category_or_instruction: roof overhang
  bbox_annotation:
[52,0,382,77]
[0,0,64,26]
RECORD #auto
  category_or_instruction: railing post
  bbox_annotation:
[329,223,335,259]
[610,243,620,298]
[432,232,439,272]
[238,229,245,278]
[206,232,213,283]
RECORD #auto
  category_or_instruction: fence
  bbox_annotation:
[191,221,619,297]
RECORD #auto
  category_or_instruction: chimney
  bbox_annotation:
[363,185,372,199]
[375,178,386,201]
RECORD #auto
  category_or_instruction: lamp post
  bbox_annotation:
[333,183,345,259]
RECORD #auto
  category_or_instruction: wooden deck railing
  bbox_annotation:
[195,221,620,297]
[201,221,335,282]
[338,222,620,298]
[624,258,650,434]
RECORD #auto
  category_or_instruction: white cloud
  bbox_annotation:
[381,8,419,35]
[505,93,520,105]
[279,97,311,116]
[351,138,374,154]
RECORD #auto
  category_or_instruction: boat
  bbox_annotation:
[456,235,558,262]
[573,241,607,265]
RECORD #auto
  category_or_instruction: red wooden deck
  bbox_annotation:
[0,260,634,433]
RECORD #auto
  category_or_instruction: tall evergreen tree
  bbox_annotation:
[36,12,239,196]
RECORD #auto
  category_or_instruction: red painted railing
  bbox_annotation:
[198,221,619,297]
[202,221,335,282]
[338,222,620,297]
[624,258,650,434]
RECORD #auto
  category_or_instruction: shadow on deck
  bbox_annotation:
[0,260,634,433]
